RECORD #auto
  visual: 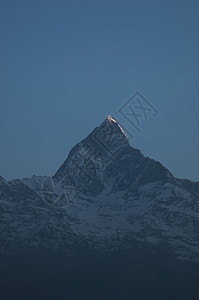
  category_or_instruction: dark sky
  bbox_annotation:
[0,0,199,182]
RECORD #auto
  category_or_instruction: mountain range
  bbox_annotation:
[0,115,199,299]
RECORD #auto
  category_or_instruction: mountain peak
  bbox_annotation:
[106,115,116,123]
[102,115,128,139]
[55,115,130,181]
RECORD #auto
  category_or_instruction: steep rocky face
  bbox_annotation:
[54,115,173,197]
[0,116,199,263]
[54,115,130,195]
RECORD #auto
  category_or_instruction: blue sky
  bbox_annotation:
[0,0,199,181]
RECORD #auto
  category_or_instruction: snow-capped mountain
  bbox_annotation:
[0,116,199,263]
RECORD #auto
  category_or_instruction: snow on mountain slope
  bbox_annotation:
[0,116,199,262]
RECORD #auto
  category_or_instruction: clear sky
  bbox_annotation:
[0,0,199,182]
